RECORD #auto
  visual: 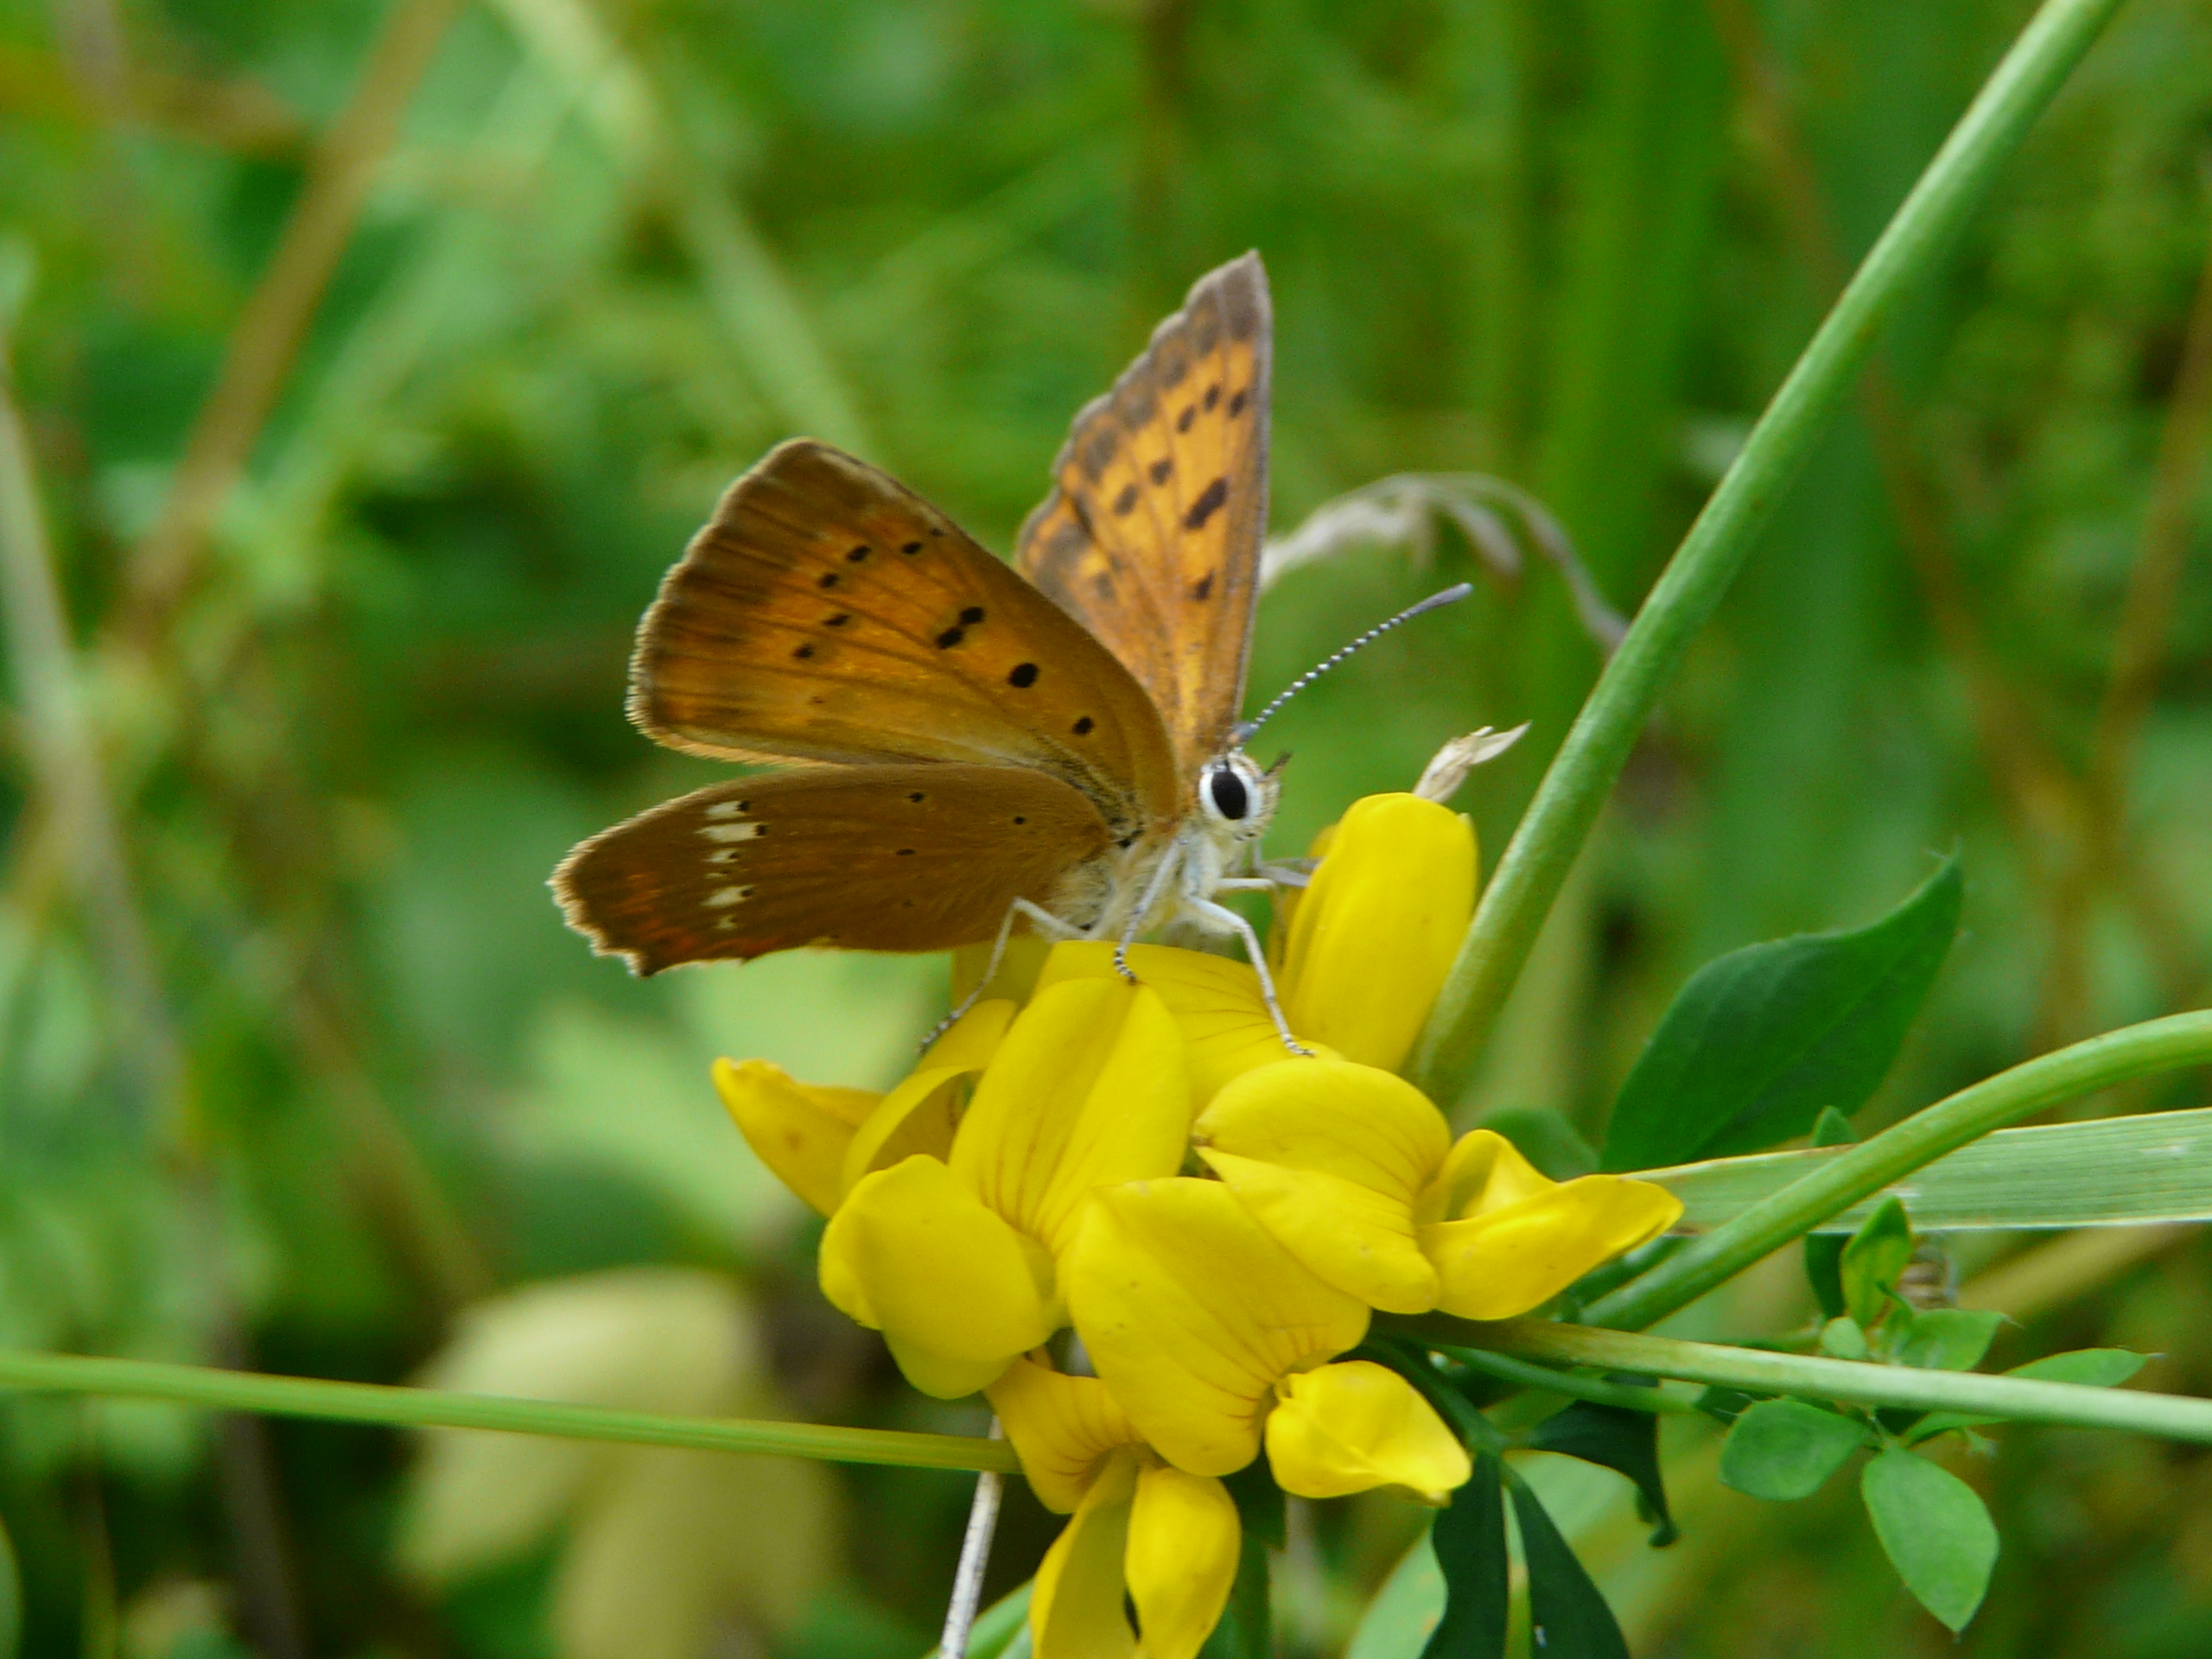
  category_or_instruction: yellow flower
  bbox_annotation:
[1276,793,1477,1073]
[989,1358,1240,1659]
[1194,1058,1681,1319]
[816,978,1190,1399]
[1064,1177,1469,1502]
[1033,942,1326,1104]
[714,1000,1015,1219]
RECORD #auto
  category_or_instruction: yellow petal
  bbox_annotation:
[840,1000,1017,1194]
[988,1357,1142,1515]
[1195,1059,1451,1312]
[714,1058,879,1218]
[1034,942,1318,1104]
[1264,1360,1470,1505]
[1424,1174,1684,1321]
[1277,794,1477,1073]
[1031,1448,1139,1659]
[951,979,1190,1259]
[1419,1128,1555,1224]
[1198,1154,1439,1314]
[1126,1462,1241,1659]
[1064,1178,1370,1477]
[881,1334,1015,1402]
[817,1156,1058,1395]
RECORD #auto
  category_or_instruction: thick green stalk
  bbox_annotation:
[1405,0,2128,1097]
[0,1351,1017,1474]
[1586,1012,2212,1331]
[1425,1319,2212,1445]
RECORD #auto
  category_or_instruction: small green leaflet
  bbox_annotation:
[1507,1467,1630,1659]
[1421,1453,1508,1659]
[1840,1197,1913,1329]
[1599,856,1961,1171]
[1860,1449,1999,1631]
[1889,1307,2005,1373]
[1718,1399,1866,1501]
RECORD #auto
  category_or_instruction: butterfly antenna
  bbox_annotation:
[1232,583,1474,744]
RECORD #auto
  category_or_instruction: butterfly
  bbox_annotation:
[553,253,1306,1037]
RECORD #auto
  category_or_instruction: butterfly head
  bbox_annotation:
[1197,749,1280,846]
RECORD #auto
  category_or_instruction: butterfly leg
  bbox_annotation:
[919,899,1084,1051]
[1112,848,1188,984]
[1185,897,1314,1058]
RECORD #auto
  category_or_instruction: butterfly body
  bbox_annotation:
[555,256,1284,999]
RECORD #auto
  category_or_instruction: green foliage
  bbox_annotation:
[1506,1467,1630,1659]
[1839,1198,1916,1330]
[1802,1108,1857,1319]
[1719,1400,1869,1502]
[1527,1392,1676,1546]
[1421,1454,1508,1659]
[1599,859,1962,1171]
[1859,1450,1999,1633]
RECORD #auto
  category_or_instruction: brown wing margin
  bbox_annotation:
[1014,254,1272,782]
[552,766,1116,973]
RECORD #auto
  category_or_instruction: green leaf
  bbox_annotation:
[1637,1105,2212,1233]
[1889,1307,2005,1372]
[1910,1349,2148,1442]
[1718,1399,1867,1501]
[1817,1317,1870,1360]
[1421,1453,1508,1659]
[1599,857,1961,1170]
[1803,1110,1856,1318]
[1859,1449,1999,1632]
[1840,1198,1914,1329]
[1506,1467,1630,1659]
[1529,1390,1677,1545]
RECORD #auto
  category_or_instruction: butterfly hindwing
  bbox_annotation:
[554,767,1117,973]
[1014,253,1271,782]
[632,439,1180,840]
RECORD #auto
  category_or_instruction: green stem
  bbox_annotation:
[0,1351,1017,1474]
[1404,0,2128,1098]
[1420,1319,2212,1445]
[1433,1344,1698,1414]
[1586,1011,2212,1331]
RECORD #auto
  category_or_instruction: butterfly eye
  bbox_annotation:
[1205,766,1250,822]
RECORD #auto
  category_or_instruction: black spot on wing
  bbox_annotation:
[1184,478,1230,531]
[960,606,985,625]
[1148,458,1172,486]
[936,627,964,649]
[1114,483,1139,515]
[1228,388,1248,417]
[1177,404,1195,433]
[1008,662,1039,688]
[1191,571,1214,601]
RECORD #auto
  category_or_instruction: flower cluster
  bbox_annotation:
[717,793,1681,1659]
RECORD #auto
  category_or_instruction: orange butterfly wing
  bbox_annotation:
[1015,253,1272,784]
[554,766,1116,973]
[632,438,1181,841]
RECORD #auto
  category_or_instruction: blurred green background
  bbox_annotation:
[1,0,2209,1654]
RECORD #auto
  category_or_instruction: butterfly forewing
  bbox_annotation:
[555,766,1117,973]
[632,439,1179,839]
[1015,253,1271,781]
